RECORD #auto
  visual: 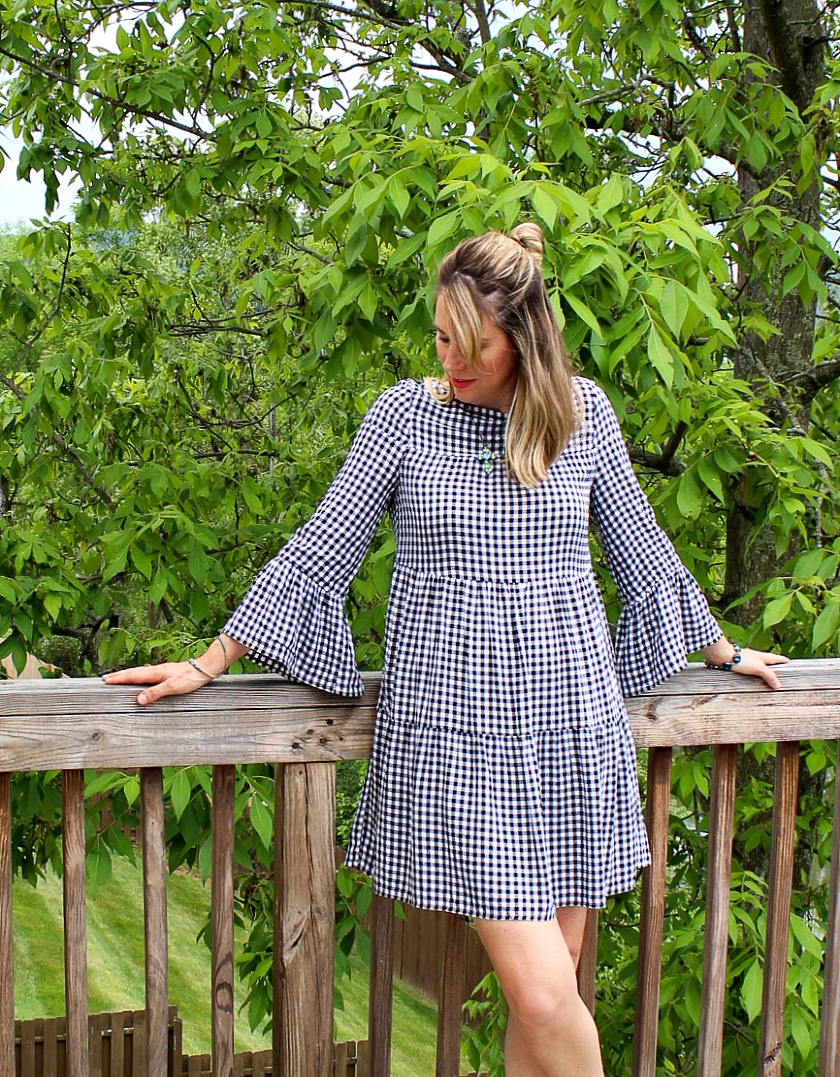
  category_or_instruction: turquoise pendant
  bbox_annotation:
[477,443,500,475]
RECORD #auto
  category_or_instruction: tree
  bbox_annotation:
[1,0,836,658]
[1,0,839,1069]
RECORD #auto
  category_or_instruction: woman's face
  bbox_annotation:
[434,298,519,413]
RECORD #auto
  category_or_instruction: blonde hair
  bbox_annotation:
[426,223,579,487]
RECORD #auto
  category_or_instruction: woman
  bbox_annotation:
[105,224,786,1076]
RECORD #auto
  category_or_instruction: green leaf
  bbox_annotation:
[659,280,689,340]
[646,325,675,390]
[130,544,153,580]
[812,602,840,650]
[763,592,793,628]
[250,795,273,848]
[169,769,191,821]
[564,293,601,335]
[696,456,725,503]
[675,468,702,519]
[426,213,460,253]
[741,960,763,1023]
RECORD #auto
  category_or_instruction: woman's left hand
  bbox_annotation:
[702,640,789,690]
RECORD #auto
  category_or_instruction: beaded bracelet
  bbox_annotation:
[188,656,215,680]
[704,643,742,672]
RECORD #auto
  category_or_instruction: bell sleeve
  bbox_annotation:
[588,384,721,697]
[221,384,410,696]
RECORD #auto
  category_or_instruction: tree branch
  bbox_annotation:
[628,422,689,476]
[0,44,214,140]
[788,354,840,395]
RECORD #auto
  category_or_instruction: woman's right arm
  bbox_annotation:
[101,632,249,706]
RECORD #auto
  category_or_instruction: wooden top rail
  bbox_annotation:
[2,658,840,1077]
[1,659,840,770]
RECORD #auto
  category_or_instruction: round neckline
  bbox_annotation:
[449,396,511,422]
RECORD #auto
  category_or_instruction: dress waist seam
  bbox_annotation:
[391,561,595,586]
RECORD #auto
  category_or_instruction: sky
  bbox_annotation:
[0,131,79,229]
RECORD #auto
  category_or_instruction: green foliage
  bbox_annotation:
[1,0,839,1065]
[464,743,836,1076]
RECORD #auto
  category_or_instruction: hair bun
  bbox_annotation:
[509,222,544,263]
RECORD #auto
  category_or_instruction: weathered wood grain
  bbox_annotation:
[633,747,672,1077]
[141,767,169,1077]
[0,774,13,1077]
[758,743,799,1077]
[62,769,89,1077]
[1,661,840,769]
[577,909,599,1016]
[367,893,394,1077]
[819,740,840,1077]
[436,913,467,1077]
[274,762,335,1077]
[697,744,738,1077]
[212,765,236,1077]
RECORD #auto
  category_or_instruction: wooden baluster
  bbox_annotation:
[577,909,599,1016]
[758,742,799,1077]
[632,746,672,1077]
[819,740,840,1077]
[0,774,13,1077]
[697,744,738,1077]
[62,769,90,1077]
[212,764,236,1077]
[436,913,467,1077]
[368,893,394,1077]
[274,762,336,1077]
[141,767,169,1077]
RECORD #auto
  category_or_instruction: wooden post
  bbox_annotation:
[436,913,467,1077]
[62,768,90,1077]
[368,893,394,1077]
[273,762,336,1077]
[632,747,672,1077]
[141,767,169,1077]
[697,744,738,1077]
[758,742,799,1077]
[0,774,13,1076]
[818,740,840,1077]
[577,909,599,1016]
[212,765,236,1077]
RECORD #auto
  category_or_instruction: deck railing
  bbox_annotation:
[1,659,840,1077]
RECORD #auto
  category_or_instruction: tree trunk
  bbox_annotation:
[724,0,826,623]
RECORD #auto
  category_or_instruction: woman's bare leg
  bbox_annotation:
[474,913,604,1077]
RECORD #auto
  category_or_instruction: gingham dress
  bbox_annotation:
[223,377,721,919]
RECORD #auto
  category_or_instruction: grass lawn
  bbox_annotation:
[13,856,462,1075]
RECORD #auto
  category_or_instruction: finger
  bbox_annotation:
[760,667,783,690]
[137,682,172,706]
[102,666,171,685]
[745,661,783,690]
[742,649,789,665]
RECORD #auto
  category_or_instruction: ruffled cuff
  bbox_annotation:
[614,565,721,697]
[222,557,364,697]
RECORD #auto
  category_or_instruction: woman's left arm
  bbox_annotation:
[701,637,789,690]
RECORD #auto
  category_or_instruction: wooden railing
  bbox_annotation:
[1,659,840,1077]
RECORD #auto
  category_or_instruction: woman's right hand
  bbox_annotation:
[102,634,247,705]
[102,661,214,706]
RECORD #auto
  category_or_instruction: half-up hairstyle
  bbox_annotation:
[427,223,579,487]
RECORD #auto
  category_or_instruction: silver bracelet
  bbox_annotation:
[188,657,215,680]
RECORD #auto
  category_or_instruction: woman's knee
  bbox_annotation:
[500,967,582,1033]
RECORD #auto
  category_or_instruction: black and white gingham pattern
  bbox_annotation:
[224,378,721,918]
